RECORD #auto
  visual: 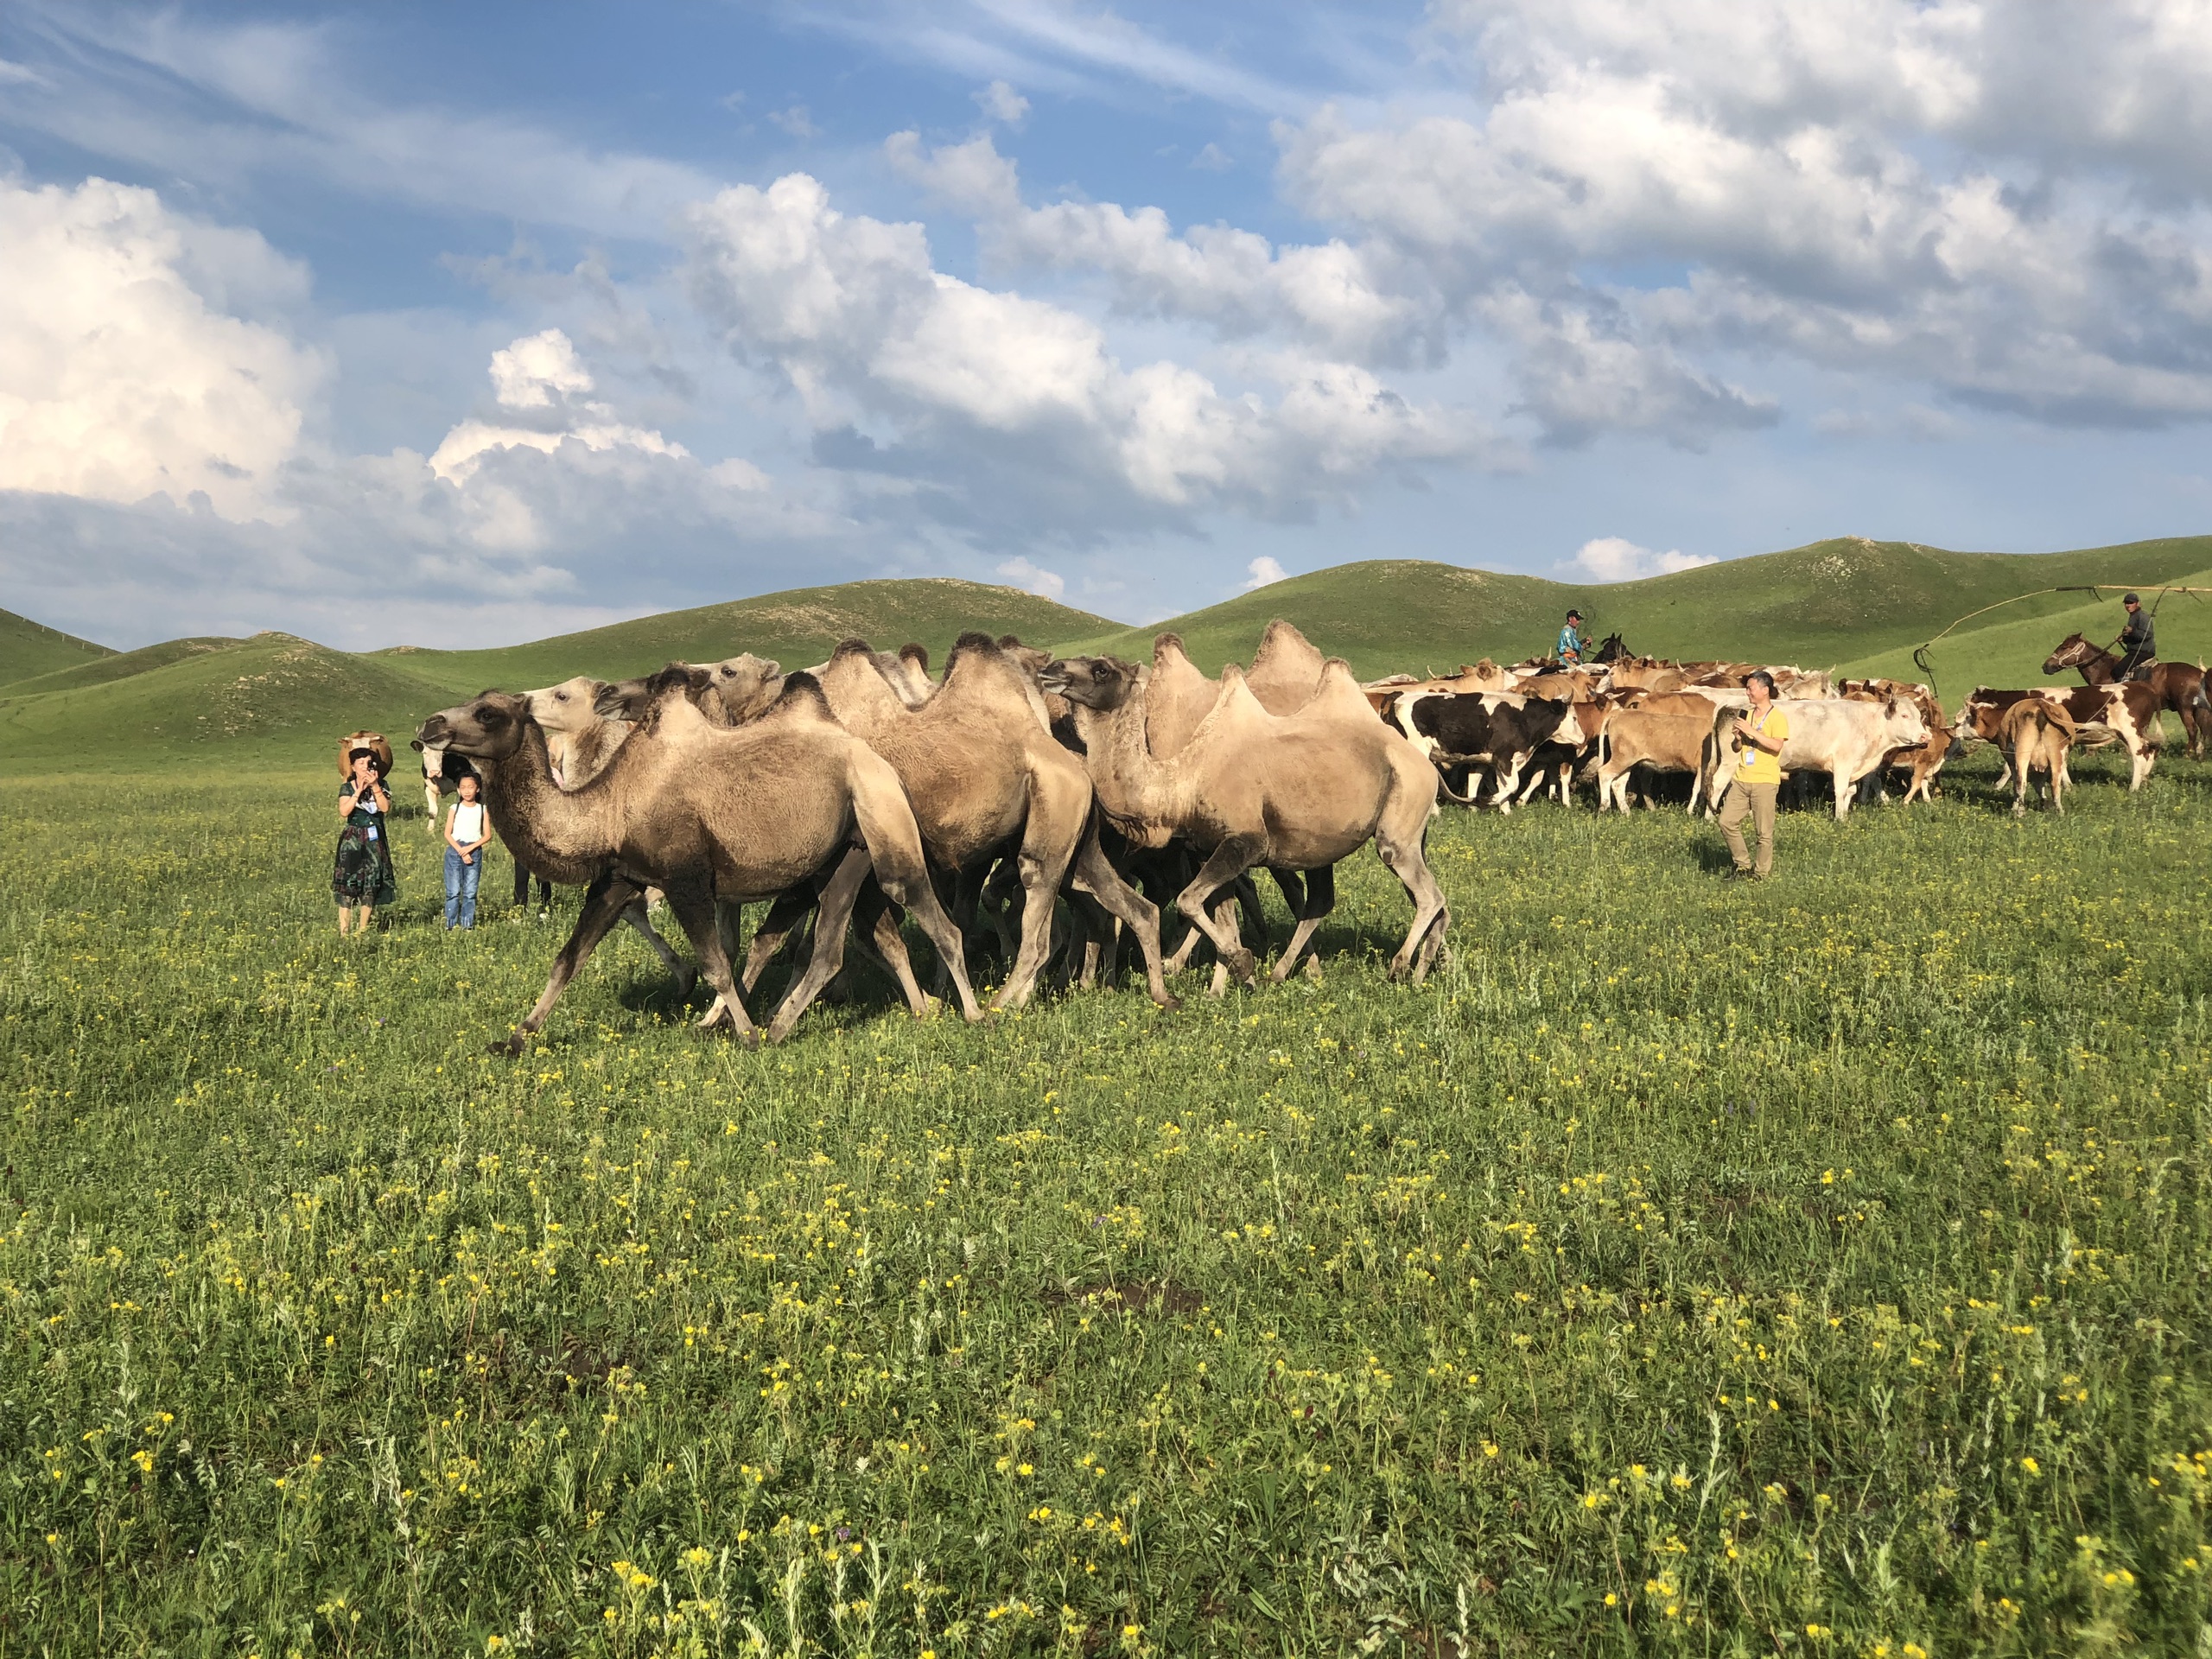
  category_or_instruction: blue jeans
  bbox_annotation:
[444,849,481,928]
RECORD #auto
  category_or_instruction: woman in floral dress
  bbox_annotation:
[334,747,397,934]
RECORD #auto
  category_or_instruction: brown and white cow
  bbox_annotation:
[1952,683,2159,791]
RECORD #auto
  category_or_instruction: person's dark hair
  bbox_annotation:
[1746,669,1777,694]
[347,747,376,765]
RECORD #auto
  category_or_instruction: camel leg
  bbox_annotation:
[756,849,876,1043]
[1270,863,1337,983]
[496,870,646,1057]
[1376,813,1448,985]
[658,879,762,1048]
[619,901,697,1001]
[1173,839,1264,991]
[741,887,817,995]
[866,865,983,1025]
[995,772,1088,1011]
[854,880,933,1018]
[1071,819,1177,1009]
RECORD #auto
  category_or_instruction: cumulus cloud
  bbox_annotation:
[974,79,1029,125]
[886,130,1429,363]
[1274,0,2212,430]
[681,171,1497,537]
[0,175,320,520]
[1243,555,1288,589]
[1565,535,1717,582]
[995,556,1065,598]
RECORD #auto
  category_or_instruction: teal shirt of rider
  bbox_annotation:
[1557,622,1586,662]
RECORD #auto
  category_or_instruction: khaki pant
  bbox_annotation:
[1719,780,1778,875]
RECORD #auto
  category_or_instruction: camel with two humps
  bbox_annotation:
[416,678,981,1052]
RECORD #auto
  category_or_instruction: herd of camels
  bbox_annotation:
[413,623,1450,1052]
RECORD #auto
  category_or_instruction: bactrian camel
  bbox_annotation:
[522,675,695,1000]
[1042,653,1449,988]
[416,678,982,1051]
[812,633,1173,1010]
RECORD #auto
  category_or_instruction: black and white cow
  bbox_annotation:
[1385,691,1572,813]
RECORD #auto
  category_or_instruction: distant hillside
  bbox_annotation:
[0,607,113,689]
[7,543,2211,774]
[0,579,1117,775]
[379,578,1118,691]
[1059,536,2212,679]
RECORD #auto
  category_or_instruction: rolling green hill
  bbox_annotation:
[376,578,1118,692]
[0,607,113,690]
[6,543,2210,774]
[0,580,1117,775]
[1058,536,2212,680]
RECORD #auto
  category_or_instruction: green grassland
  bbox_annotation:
[0,608,112,690]
[5,743,2212,1655]
[10,537,2209,779]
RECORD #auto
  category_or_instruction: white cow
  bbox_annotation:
[1700,697,1930,820]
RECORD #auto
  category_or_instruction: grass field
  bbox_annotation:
[6,743,2211,1655]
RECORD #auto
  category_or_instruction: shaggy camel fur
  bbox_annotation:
[1041,654,1448,988]
[815,634,1171,1010]
[1999,699,2077,817]
[522,677,694,996]
[416,680,981,1051]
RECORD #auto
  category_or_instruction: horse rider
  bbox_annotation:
[2115,592,2157,682]
[1556,608,1587,666]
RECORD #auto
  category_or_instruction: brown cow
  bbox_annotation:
[1953,684,2159,791]
[1999,699,2077,816]
[1593,711,1714,812]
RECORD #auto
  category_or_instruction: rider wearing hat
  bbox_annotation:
[2116,593,2157,682]
[1556,609,1587,666]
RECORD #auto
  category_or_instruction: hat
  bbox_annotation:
[2123,592,2140,604]
[1566,607,1582,620]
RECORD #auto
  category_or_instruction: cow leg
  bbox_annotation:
[1831,766,1852,822]
[1271,864,1337,983]
[494,869,646,1057]
[1173,839,1264,991]
[1071,822,1177,1009]
[763,849,873,1044]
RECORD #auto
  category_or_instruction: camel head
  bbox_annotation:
[597,663,709,722]
[702,652,782,722]
[1039,655,1141,712]
[2043,632,2093,675]
[525,676,610,736]
[418,691,531,761]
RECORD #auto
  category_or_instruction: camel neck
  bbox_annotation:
[483,721,618,884]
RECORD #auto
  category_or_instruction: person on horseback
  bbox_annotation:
[2115,593,2157,682]
[1556,608,1586,666]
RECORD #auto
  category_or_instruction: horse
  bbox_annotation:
[1592,632,1632,664]
[2043,632,2210,760]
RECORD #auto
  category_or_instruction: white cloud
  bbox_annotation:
[887,130,1427,363]
[1191,142,1233,173]
[0,175,320,521]
[995,555,1065,598]
[681,171,1497,534]
[767,105,819,140]
[1565,535,1717,582]
[1243,555,1287,589]
[974,79,1029,124]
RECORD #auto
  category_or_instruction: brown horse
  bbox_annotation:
[2044,632,2209,759]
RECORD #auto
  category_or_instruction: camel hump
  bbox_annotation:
[1257,618,1319,657]
[832,637,875,659]
[995,633,1024,651]
[1153,631,1189,662]
[769,671,836,721]
[899,642,930,671]
[950,630,999,658]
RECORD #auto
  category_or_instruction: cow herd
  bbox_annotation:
[1367,635,2208,820]
[409,620,2209,1050]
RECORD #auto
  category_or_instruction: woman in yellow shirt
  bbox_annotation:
[1719,670,1787,880]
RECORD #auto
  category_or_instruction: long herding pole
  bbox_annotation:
[1910,582,2209,700]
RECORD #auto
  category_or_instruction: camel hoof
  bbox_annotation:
[490,1033,526,1058]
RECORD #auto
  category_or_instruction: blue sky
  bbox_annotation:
[6,1,2212,648]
